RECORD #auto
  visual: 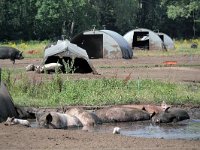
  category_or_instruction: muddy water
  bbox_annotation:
[93,120,200,140]
[30,119,200,140]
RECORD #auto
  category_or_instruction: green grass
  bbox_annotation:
[0,39,200,58]
[1,39,200,107]
[1,69,200,107]
[0,40,48,58]
[136,38,200,57]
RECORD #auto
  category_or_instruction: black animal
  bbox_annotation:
[0,46,24,64]
[151,107,190,123]
[191,43,198,49]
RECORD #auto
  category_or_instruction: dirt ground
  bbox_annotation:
[1,55,200,82]
[0,55,200,149]
[0,123,200,150]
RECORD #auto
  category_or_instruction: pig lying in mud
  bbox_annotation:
[4,117,30,127]
[66,107,102,126]
[36,112,82,129]
[121,101,169,115]
[95,107,150,123]
[151,107,190,123]
[0,46,24,64]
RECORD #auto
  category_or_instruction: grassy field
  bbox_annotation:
[1,39,200,107]
[0,38,200,58]
[136,39,200,56]
[1,69,200,107]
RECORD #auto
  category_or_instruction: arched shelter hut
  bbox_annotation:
[123,28,164,50]
[71,29,133,59]
[157,32,175,50]
[43,40,98,74]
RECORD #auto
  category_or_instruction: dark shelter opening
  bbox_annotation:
[44,56,93,73]
[132,31,149,50]
[71,34,103,59]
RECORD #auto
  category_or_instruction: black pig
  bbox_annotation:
[0,46,24,64]
[151,107,190,123]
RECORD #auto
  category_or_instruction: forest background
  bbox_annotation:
[0,0,200,41]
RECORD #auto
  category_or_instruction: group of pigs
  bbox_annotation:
[5,102,190,130]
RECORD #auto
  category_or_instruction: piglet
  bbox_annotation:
[4,117,30,127]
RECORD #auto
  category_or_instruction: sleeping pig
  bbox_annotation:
[151,107,190,123]
[35,112,82,129]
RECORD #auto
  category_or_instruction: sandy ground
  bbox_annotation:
[0,123,200,150]
[0,55,200,149]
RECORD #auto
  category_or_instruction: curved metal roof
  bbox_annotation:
[158,32,175,50]
[124,28,164,50]
[101,30,133,59]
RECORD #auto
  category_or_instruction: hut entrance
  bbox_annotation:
[158,34,164,41]
[72,34,103,59]
[132,31,149,50]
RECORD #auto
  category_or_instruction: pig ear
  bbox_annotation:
[164,107,170,112]
[142,106,146,111]
[150,112,156,118]
[46,113,53,123]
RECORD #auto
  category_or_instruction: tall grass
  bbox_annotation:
[1,39,200,58]
[136,38,200,57]
[1,69,200,107]
[0,40,48,58]
[1,39,200,107]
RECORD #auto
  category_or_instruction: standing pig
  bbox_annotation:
[151,107,190,123]
[0,46,24,64]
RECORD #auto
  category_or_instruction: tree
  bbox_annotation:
[161,0,200,38]
[35,0,65,39]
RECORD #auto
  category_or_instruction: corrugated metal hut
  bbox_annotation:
[70,29,133,59]
[43,40,98,74]
[157,32,175,50]
[123,28,164,50]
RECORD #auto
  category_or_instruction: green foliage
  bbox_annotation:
[0,40,47,58]
[1,69,200,107]
[62,58,76,74]
[0,0,200,40]
[161,0,200,19]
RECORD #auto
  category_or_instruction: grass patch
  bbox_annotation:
[1,69,200,107]
[0,40,48,58]
[0,39,200,59]
[135,38,200,57]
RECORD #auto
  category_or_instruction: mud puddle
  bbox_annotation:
[30,119,200,140]
[93,120,200,140]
